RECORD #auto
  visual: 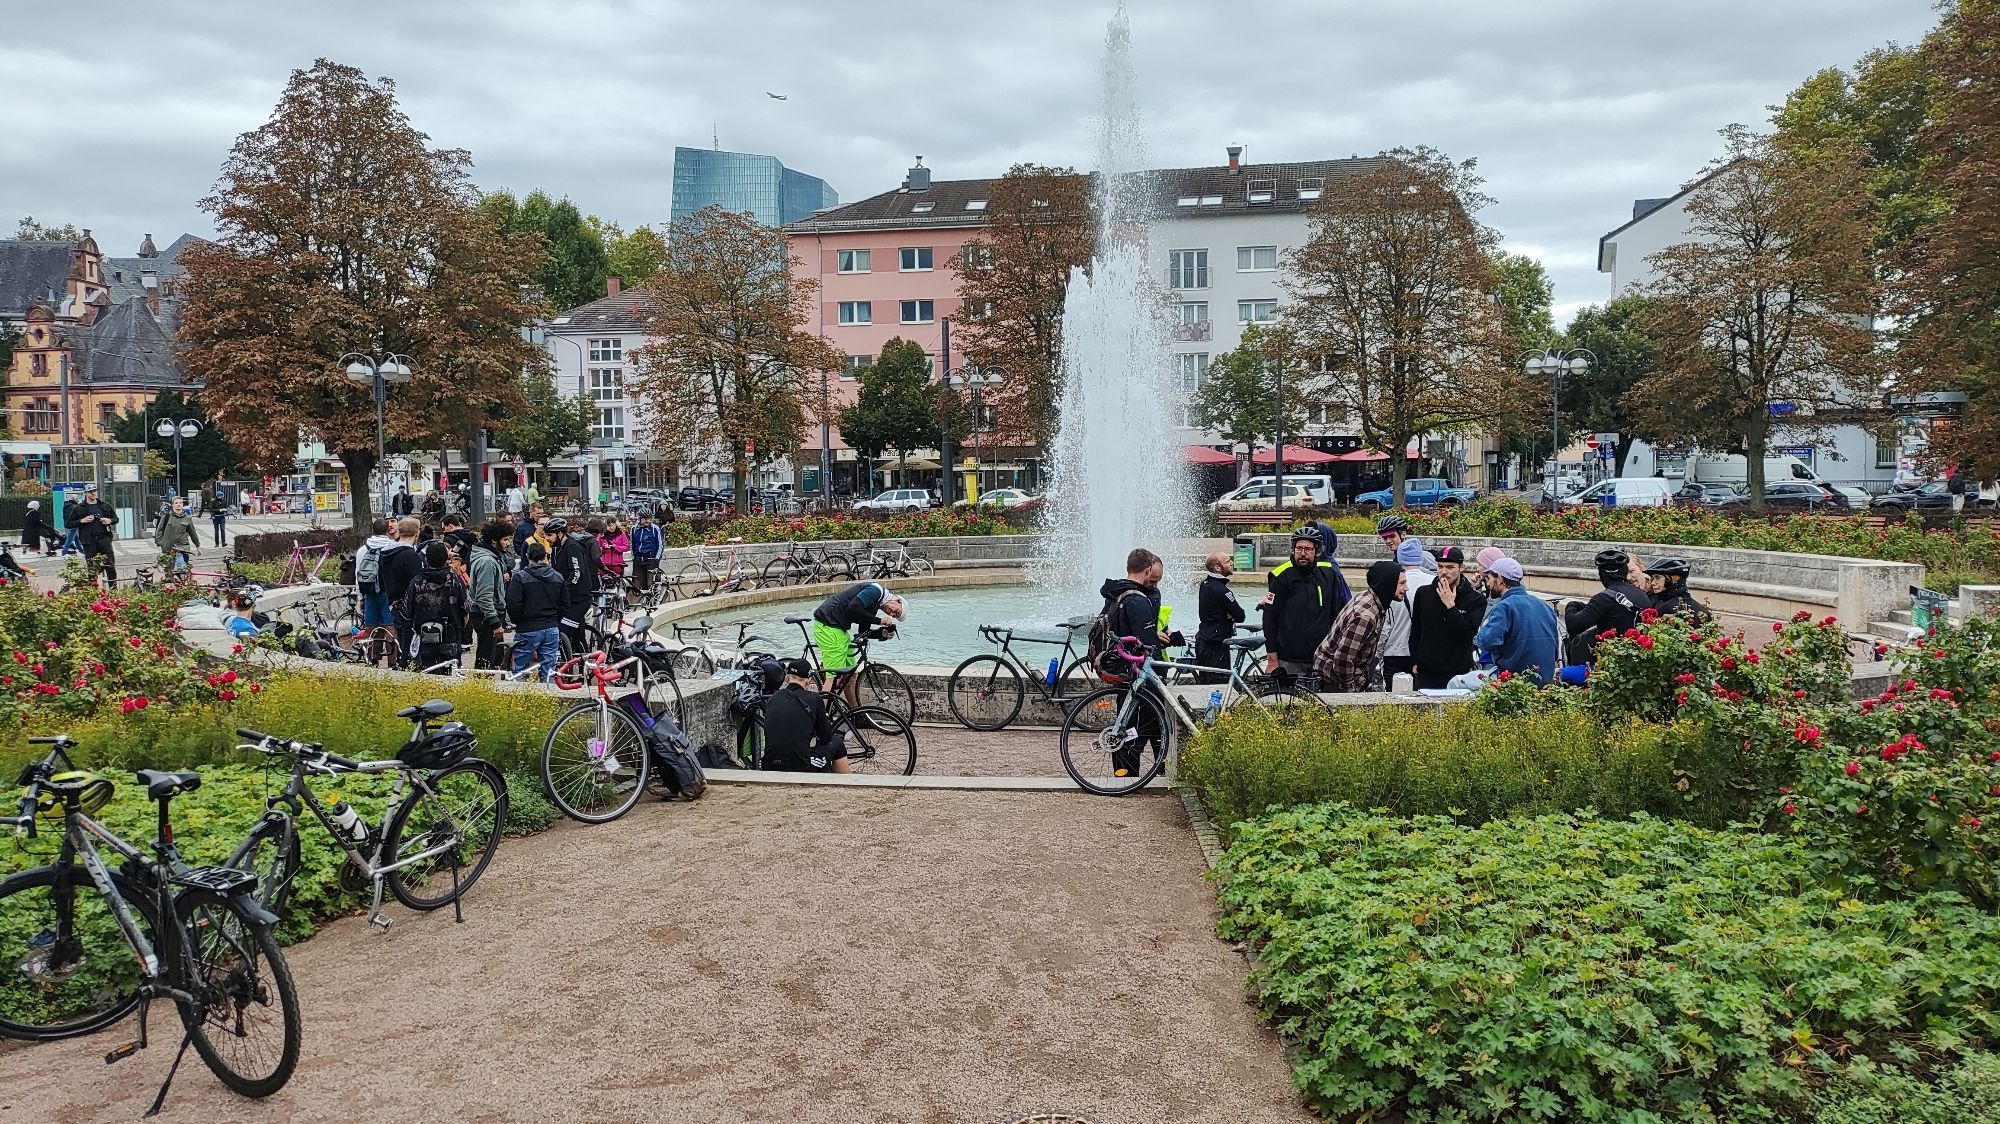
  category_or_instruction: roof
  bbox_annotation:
[785,178,1001,233]
[103,233,203,306]
[73,297,182,389]
[1596,161,1742,273]
[0,241,78,318]
[547,291,655,333]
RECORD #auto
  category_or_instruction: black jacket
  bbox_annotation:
[1565,580,1654,665]
[505,561,567,633]
[559,534,600,607]
[377,542,422,603]
[762,684,844,772]
[1262,559,1348,663]
[1653,586,1712,624]
[1409,575,1488,679]
[73,501,116,549]
[1099,577,1163,666]
[1196,572,1245,644]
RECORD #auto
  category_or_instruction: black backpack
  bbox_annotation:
[403,575,463,644]
[1086,588,1150,681]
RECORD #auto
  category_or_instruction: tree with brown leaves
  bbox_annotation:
[952,164,1096,448]
[1630,126,1881,504]
[630,205,839,512]
[1279,148,1524,506]
[176,59,547,529]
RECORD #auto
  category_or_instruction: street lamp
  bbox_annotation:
[1522,348,1593,497]
[152,418,200,497]
[340,352,414,515]
[946,366,1004,502]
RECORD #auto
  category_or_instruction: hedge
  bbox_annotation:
[228,526,366,563]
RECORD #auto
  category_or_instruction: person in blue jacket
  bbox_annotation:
[1470,557,1560,686]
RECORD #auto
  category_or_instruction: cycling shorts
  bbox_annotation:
[812,620,856,671]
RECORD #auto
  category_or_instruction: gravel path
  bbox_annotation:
[0,785,1310,1123]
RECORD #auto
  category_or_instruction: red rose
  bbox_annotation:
[1794,689,1807,699]
[1496,670,1512,682]
[127,637,142,648]
[134,696,148,709]
[1721,657,1738,670]
[219,689,236,702]
[1773,622,1784,633]
[1783,803,1797,815]
[248,683,261,694]
[1674,673,1696,684]
[1637,635,1655,650]
[220,670,237,685]
[11,651,24,664]
[1856,804,1869,816]
[1821,615,1837,627]
[1675,689,1688,706]
[1846,761,1860,777]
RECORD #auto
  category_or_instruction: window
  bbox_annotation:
[24,398,55,434]
[1169,249,1209,290]
[1177,352,1210,395]
[964,299,996,322]
[1199,195,1223,206]
[592,405,625,444]
[1246,179,1275,205]
[900,299,934,324]
[97,403,116,434]
[30,353,47,377]
[1297,177,1325,201]
[587,338,621,362]
[1238,299,1279,324]
[836,249,871,274]
[588,367,624,403]
[1175,196,1200,207]
[899,247,933,271]
[964,199,987,211]
[1306,404,1342,427]
[842,355,870,380]
[838,301,872,325]
[1236,246,1278,272]
[1874,430,1897,469]
[961,245,994,270]
[911,202,935,214]
[1175,302,1209,324]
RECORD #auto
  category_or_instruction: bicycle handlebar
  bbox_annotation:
[235,727,352,770]
[1112,635,1149,665]
[25,735,74,747]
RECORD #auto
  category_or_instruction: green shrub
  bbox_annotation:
[1214,805,2000,1123]
[1811,1051,2000,1123]
[1178,703,1732,834]
[228,527,364,563]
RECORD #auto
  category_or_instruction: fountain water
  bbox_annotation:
[1039,4,1195,605]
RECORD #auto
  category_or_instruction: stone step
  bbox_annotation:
[1868,619,1920,642]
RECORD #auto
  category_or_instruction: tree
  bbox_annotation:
[630,205,840,512]
[839,338,940,488]
[588,219,667,287]
[479,189,612,310]
[1558,295,1662,476]
[952,164,1096,447]
[14,217,84,241]
[1279,147,1528,506]
[1773,41,1943,256]
[495,369,595,471]
[1629,126,1881,504]
[1190,327,1308,453]
[176,59,548,530]
[107,390,238,485]
[1492,251,1556,353]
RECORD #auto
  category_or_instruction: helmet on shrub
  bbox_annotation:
[398,721,476,771]
[1375,513,1409,535]
[1594,549,1630,583]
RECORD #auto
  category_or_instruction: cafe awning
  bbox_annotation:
[1250,444,1340,466]
[1184,445,1237,466]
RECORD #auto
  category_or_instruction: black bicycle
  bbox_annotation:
[946,616,1102,731]
[730,682,918,775]
[785,615,915,723]
[1,736,302,1106]
[761,538,854,587]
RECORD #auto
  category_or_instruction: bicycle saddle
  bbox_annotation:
[627,615,653,633]
[783,615,811,625]
[136,768,202,801]
[396,699,455,721]
[1225,636,1266,650]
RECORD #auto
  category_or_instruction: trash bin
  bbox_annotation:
[1232,534,1258,572]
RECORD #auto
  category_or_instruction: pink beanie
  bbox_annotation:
[1475,546,1505,570]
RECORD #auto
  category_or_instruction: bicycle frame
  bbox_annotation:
[978,622,1092,701]
[1109,638,1286,734]
[672,619,779,669]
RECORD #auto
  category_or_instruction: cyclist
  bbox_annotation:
[811,580,906,708]
[1194,551,1245,683]
[1261,528,1346,681]
[761,658,850,773]
[152,495,202,577]
[505,541,565,681]
[1642,557,1712,623]
[1563,548,1654,668]
[1375,512,1436,574]
[401,540,469,671]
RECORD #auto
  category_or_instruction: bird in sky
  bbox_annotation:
[766,92,788,100]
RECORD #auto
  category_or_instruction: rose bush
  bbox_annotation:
[658,507,1019,547]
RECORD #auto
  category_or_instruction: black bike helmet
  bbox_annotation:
[543,517,568,534]
[399,721,476,770]
[1644,557,1691,584]
[1289,528,1321,556]
[1375,513,1409,535]
[1594,548,1631,582]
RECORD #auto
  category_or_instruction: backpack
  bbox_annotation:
[1086,588,1150,682]
[403,575,462,643]
[355,543,381,590]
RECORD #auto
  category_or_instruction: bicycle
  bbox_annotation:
[275,540,333,587]
[227,706,507,932]
[1,735,302,1105]
[784,615,915,723]
[1059,636,1332,796]
[730,688,918,776]
[673,539,761,598]
[1156,626,1271,687]
[669,618,783,679]
[539,644,703,823]
[854,539,935,580]
[946,616,1103,731]
[550,615,683,722]
[760,539,853,588]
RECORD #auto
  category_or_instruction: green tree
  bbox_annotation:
[838,338,940,487]
[1773,41,1944,255]
[479,189,612,309]
[586,219,667,287]
[1190,327,1308,453]
[13,217,84,241]
[495,369,595,472]
[107,390,238,485]
[1557,295,1661,476]
[1492,251,1556,353]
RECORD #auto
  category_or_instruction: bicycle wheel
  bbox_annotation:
[644,675,687,730]
[857,662,915,723]
[383,761,508,911]
[0,864,156,1040]
[540,702,650,823]
[672,645,716,680]
[734,712,764,769]
[818,552,852,582]
[1239,679,1335,723]
[676,563,717,598]
[839,706,918,775]
[907,556,935,576]
[761,558,792,588]
[946,654,1024,731]
[1059,685,1171,796]
[176,891,300,1098]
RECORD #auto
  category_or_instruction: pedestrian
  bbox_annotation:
[630,510,663,595]
[401,540,469,671]
[505,484,525,517]
[58,494,83,556]
[1469,557,1561,686]
[209,492,228,547]
[1314,561,1403,692]
[1642,557,1712,623]
[549,518,600,648]
[1097,547,1175,778]
[1377,539,1435,684]
[73,485,118,587]
[153,495,201,576]
[1194,551,1245,683]
[1563,548,1653,668]
[421,489,445,522]
[381,517,424,659]
[392,486,414,518]
[505,542,565,681]
[20,500,48,555]
[439,513,475,568]
[524,480,541,510]
[354,518,399,634]
[467,520,511,670]
[1260,528,1347,682]
[1409,546,1487,689]
[598,518,629,587]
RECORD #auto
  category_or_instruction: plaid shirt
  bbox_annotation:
[1314,592,1385,692]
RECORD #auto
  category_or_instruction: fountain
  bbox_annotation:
[1039,3,1195,605]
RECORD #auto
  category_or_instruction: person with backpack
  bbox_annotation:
[1093,547,1177,778]
[467,521,511,670]
[73,486,118,587]
[439,513,476,568]
[505,542,566,681]
[380,517,424,658]
[553,517,600,648]
[761,659,850,773]
[354,518,397,630]
[1260,529,1347,682]
[401,540,469,671]
[630,510,664,594]
[152,495,202,576]
[1563,548,1653,669]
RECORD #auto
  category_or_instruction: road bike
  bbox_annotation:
[228,707,505,932]
[1,736,301,1105]
[673,539,761,598]
[550,615,684,723]
[760,539,854,588]
[669,618,783,679]
[946,616,1103,731]
[854,539,934,579]
[785,616,915,723]
[540,644,704,823]
[1059,636,1332,796]
[1156,626,1271,687]
[275,541,333,587]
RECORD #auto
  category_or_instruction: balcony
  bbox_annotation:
[1171,321,1213,343]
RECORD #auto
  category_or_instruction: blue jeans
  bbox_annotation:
[361,590,392,627]
[514,627,561,682]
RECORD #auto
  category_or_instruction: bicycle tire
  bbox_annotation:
[644,676,688,731]
[734,712,765,769]
[839,706,918,775]
[675,562,717,598]
[858,662,915,723]
[176,890,300,1098]
[819,552,852,582]
[907,556,935,576]
[1241,679,1335,722]
[1058,685,1170,796]
[762,558,796,588]
[0,864,156,1040]
[672,645,716,680]
[946,654,1024,731]
[383,761,508,911]
[540,702,650,823]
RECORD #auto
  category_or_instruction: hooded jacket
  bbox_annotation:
[559,533,600,609]
[1410,573,1488,680]
[377,539,422,602]
[1652,585,1712,623]
[1098,577,1164,672]
[153,509,200,554]
[1313,561,1400,691]
[466,543,507,630]
[505,560,567,633]
[1262,552,1349,663]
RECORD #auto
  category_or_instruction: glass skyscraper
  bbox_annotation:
[671,147,837,228]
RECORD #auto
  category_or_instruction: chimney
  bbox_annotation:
[906,156,932,192]
[1226,145,1243,172]
[606,276,621,297]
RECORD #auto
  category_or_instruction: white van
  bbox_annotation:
[1239,475,1335,506]
[1561,478,1675,508]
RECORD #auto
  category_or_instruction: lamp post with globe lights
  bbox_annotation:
[153,417,201,498]
[1522,348,1593,498]
[340,352,414,515]
[946,365,1004,503]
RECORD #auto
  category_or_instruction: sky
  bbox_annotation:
[1,0,1938,324]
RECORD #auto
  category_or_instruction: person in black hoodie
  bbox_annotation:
[1260,529,1348,681]
[72,486,118,586]
[552,517,600,646]
[1409,546,1488,689]
[401,540,469,670]
[1564,548,1654,667]
[1098,547,1180,778]
[1195,551,1246,684]
[505,541,567,681]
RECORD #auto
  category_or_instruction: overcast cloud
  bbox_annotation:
[0,0,1937,321]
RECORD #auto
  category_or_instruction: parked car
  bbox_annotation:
[1211,482,1314,512]
[953,488,1037,511]
[1239,474,1337,506]
[1354,477,1477,512]
[1712,481,1850,511]
[677,487,727,511]
[1560,478,1676,508]
[854,488,934,512]
[1674,482,1742,507]
[1872,481,1957,513]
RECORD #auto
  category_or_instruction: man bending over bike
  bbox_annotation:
[762,658,850,773]
[811,580,906,707]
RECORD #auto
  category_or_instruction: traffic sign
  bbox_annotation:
[1584,436,1600,449]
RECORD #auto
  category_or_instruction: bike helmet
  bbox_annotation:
[1594,548,1631,582]
[1375,513,1409,535]
[543,517,568,534]
[398,721,476,771]
[1289,528,1322,556]
[1643,557,1691,580]
[728,676,766,721]
[37,771,114,819]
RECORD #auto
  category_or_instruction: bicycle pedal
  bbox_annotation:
[105,1040,143,1065]
[368,912,394,932]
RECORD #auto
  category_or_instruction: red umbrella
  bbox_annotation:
[1184,445,1237,466]
[1250,444,1339,466]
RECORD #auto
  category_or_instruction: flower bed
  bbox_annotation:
[658,508,1020,547]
